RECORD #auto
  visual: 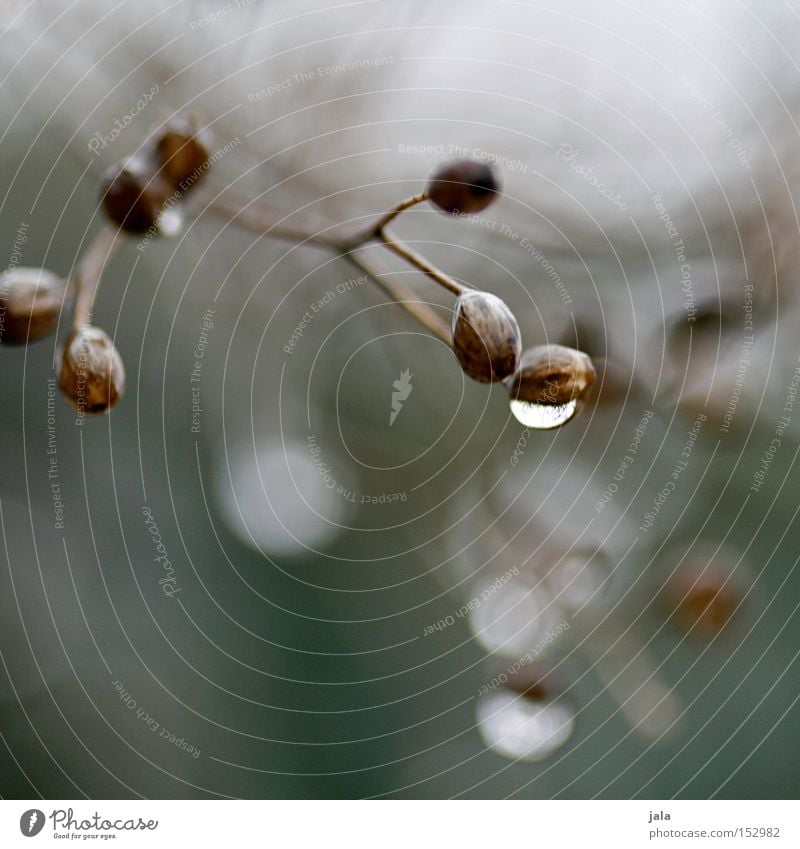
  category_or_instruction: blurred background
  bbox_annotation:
[0,0,799,798]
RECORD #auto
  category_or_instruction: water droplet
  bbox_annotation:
[477,690,575,761]
[157,206,184,237]
[509,398,577,429]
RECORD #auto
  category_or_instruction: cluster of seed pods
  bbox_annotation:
[388,159,599,429]
[0,118,747,765]
[0,117,212,415]
[1,125,599,430]
[1,132,599,431]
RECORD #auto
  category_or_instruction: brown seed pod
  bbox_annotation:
[153,116,212,191]
[57,325,125,414]
[663,553,742,639]
[452,290,521,383]
[0,267,65,344]
[427,160,500,215]
[506,344,596,405]
[676,585,737,637]
[100,156,176,235]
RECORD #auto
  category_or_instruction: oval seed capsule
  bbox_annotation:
[427,160,500,215]
[57,325,125,414]
[452,290,521,383]
[0,267,64,344]
[100,156,178,235]
[506,344,596,429]
[153,116,212,191]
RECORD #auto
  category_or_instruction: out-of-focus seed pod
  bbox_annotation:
[662,550,743,639]
[427,160,500,215]
[451,290,521,383]
[0,267,64,344]
[505,344,596,429]
[100,115,212,235]
[57,325,125,414]
[100,156,179,235]
[477,665,576,762]
[153,116,212,191]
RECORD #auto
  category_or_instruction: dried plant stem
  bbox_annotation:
[377,229,465,296]
[345,192,465,296]
[346,191,429,247]
[343,251,452,346]
[204,192,454,345]
[207,192,344,250]
[72,225,121,329]
[72,189,457,345]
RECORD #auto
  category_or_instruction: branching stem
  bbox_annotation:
[203,188,457,344]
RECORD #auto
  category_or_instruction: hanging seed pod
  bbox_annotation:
[427,159,500,215]
[662,551,743,639]
[57,325,125,414]
[451,290,521,383]
[477,665,575,762]
[505,344,596,429]
[100,156,180,235]
[0,267,65,344]
[153,116,212,192]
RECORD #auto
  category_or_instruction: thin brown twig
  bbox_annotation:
[377,229,465,296]
[344,191,429,248]
[207,191,345,250]
[72,224,122,329]
[204,189,454,345]
[343,250,452,346]
[69,172,457,348]
[207,188,463,297]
